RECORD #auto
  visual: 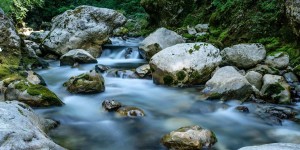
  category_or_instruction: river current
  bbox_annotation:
[36,37,300,150]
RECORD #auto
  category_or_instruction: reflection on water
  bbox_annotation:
[36,38,300,150]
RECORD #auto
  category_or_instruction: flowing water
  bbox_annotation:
[36,37,300,150]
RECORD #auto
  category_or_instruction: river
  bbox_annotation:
[36,37,300,150]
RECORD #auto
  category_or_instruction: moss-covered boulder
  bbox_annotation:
[261,74,291,104]
[161,125,217,150]
[150,43,222,86]
[139,28,185,60]
[249,64,280,75]
[140,0,196,27]
[64,70,105,94]
[3,80,63,107]
[202,66,253,100]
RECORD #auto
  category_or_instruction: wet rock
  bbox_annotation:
[150,43,222,86]
[41,5,126,58]
[135,64,151,78]
[139,27,185,60]
[95,64,110,73]
[27,30,49,43]
[255,104,297,125]
[64,70,105,94]
[221,44,266,69]
[284,72,299,83]
[106,69,139,79]
[265,52,289,69]
[239,143,300,150]
[0,101,64,149]
[202,66,253,100]
[102,99,122,111]
[116,106,145,117]
[124,47,133,59]
[235,106,249,113]
[249,64,279,75]
[261,74,291,104]
[161,125,217,150]
[60,49,97,66]
[195,24,209,32]
[245,71,263,90]
[3,80,63,107]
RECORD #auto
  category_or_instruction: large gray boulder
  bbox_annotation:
[161,125,217,150]
[150,43,222,86]
[265,52,289,69]
[221,44,266,69]
[139,28,185,60]
[245,71,263,90]
[42,5,126,58]
[60,49,97,66]
[238,143,300,150]
[286,0,300,37]
[202,66,253,100]
[261,74,291,104]
[0,8,22,65]
[0,101,64,149]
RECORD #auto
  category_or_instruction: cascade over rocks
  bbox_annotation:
[139,27,185,60]
[0,101,64,150]
[150,43,222,86]
[41,5,126,58]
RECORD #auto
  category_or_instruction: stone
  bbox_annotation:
[239,143,300,150]
[60,49,97,66]
[102,99,122,111]
[245,71,263,90]
[0,101,64,149]
[63,70,105,94]
[23,71,46,86]
[284,72,299,83]
[24,40,42,57]
[95,64,110,73]
[221,44,266,69]
[139,27,185,60]
[150,43,222,86]
[3,80,63,107]
[261,74,291,104]
[235,106,249,113]
[161,125,217,150]
[265,52,289,69]
[135,64,151,78]
[116,106,145,117]
[195,24,209,32]
[41,5,126,57]
[187,26,197,35]
[27,31,50,43]
[249,64,279,75]
[202,66,253,100]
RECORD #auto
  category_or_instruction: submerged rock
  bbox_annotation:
[60,49,97,66]
[161,125,217,150]
[150,43,222,86]
[106,69,139,79]
[238,143,300,150]
[221,44,266,69]
[235,106,250,113]
[3,80,63,107]
[102,99,122,111]
[265,52,289,69]
[116,106,145,117]
[95,64,110,73]
[261,74,291,104]
[139,27,185,60]
[41,5,126,57]
[0,101,64,149]
[202,66,253,100]
[64,70,105,94]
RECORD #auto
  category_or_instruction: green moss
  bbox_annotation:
[176,71,186,81]
[182,33,196,39]
[14,80,29,91]
[264,83,285,100]
[27,84,62,105]
[189,71,201,80]
[163,75,174,85]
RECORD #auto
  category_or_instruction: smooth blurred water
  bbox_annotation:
[36,37,300,150]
